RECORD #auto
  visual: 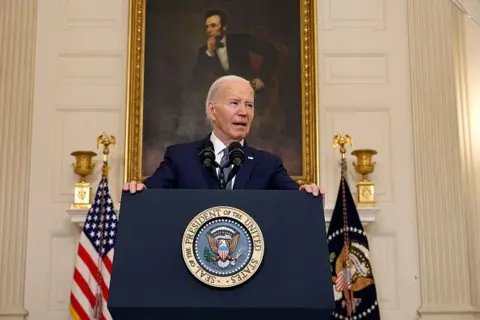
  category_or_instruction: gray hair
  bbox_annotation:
[205,75,251,121]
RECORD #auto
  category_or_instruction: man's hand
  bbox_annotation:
[207,37,216,55]
[299,183,325,196]
[299,183,326,207]
[122,181,146,194]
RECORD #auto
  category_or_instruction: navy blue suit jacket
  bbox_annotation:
[143,136,299,190]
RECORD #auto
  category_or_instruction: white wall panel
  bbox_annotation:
[48,235,77,311]
[322,0,386,30]
[58,54,123,85]
[323,53,389,84]
[60,0,123,29]
[369,234,399,309]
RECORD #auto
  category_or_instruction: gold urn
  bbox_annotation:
[351,149,377,207]
[71,150,97,208]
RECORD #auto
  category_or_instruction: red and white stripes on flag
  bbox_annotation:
[70,233,114,320]
[69,175,117,320]
[335,269,349,292]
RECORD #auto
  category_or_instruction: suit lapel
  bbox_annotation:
[204,166,220,188]
[233,145,256,189]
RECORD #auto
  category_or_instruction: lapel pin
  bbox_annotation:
[248,156,254,160]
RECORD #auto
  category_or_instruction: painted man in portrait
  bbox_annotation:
[192,9,279,94]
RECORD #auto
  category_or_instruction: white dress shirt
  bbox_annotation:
[210,132,244,188]
[206,36,229,72]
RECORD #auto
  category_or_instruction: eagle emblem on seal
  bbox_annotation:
[204,226,243,268]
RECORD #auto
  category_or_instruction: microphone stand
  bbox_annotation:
[225,165,239,186]
[218,162,241,190]
[218,162,228,190]
[203,158,241,190]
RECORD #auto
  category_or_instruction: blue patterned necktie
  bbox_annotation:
[219,148,232,190]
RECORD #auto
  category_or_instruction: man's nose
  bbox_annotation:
[237,105,248,116]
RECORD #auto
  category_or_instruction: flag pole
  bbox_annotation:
[96,132,117,180]
[333,133,355,315]
[93,132,116,319]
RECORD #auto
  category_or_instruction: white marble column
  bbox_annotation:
[0,0,37,319]
[406,0,479,319]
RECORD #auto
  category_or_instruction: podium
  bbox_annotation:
[108,189,334,319]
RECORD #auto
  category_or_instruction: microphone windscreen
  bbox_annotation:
[228,142,245,166]
[199,141,216,167]
[205,140,214,150]
[228,141,242,151]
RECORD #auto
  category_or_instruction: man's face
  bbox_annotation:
[205,15,226,38]
[208,80,255,144]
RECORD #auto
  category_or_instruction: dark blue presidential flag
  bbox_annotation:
[327,173,381,319]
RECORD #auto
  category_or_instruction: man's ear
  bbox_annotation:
[207,101,216,120]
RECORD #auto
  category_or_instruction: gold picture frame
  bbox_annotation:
[124,0,319,185]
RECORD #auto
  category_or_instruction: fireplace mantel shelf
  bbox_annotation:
[66,206,379,229]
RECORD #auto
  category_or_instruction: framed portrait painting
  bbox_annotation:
[124,0,319,185]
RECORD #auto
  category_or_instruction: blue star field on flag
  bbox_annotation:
[83,174,117,258]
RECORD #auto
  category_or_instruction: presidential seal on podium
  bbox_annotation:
[182,206,265,288]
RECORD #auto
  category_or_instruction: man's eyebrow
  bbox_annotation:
[229,97,254,104]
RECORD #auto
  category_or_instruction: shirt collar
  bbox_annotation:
[210,131,244,155]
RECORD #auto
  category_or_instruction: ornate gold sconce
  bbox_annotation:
[71,150,97,208]
[351,149,377,207]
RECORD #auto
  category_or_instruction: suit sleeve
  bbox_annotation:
[269,155,300,190]
[143,146,177,189]
[192,46,218,82]
[244,34,279,82]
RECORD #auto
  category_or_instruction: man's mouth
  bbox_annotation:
[233,122,247,127]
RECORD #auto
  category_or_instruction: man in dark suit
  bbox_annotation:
[192,9,278,93]
[123,75,324,198]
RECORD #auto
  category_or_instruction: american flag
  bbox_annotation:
[335,268,350,292]
[69,174,117,320]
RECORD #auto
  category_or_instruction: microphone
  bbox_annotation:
[224,142,244,185]
[228,142,245,167]
[199,141,217,168]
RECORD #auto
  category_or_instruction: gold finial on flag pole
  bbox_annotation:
[96,132,116,179]
[333,133,352,160]
[333,133,353,176]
